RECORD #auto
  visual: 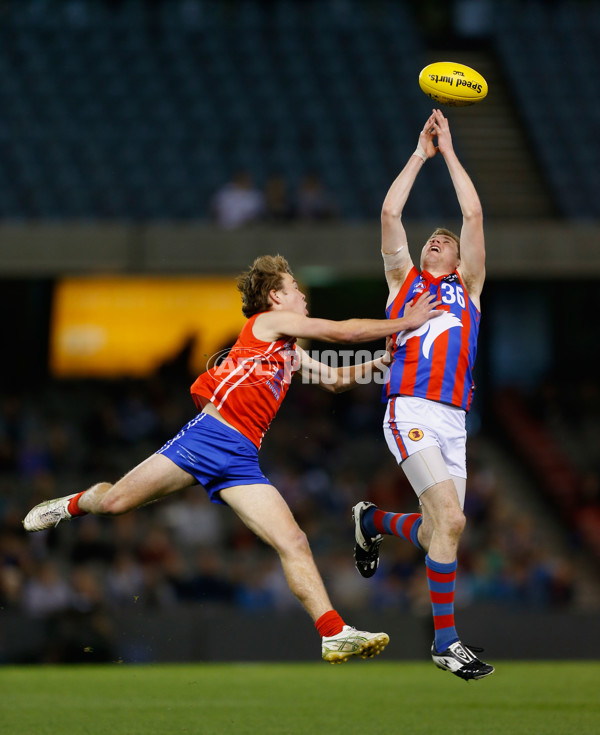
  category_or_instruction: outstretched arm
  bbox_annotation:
[432,109,486,305]
[295,345,392,394]
[381,112,438,297]
[254,291,441,344]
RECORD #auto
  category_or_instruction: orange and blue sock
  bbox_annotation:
[426,554,459,653]
[363,507,423,550]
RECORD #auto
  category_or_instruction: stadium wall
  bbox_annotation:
[2,606,599,664]
[1,222,599,278]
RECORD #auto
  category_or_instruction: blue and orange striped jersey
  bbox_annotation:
[384,266,480,411]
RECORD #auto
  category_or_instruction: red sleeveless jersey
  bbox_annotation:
[190,313,298,448]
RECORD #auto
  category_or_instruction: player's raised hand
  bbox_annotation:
[402,291,441,330]
[431,109,454,156]
[418,112,438,159]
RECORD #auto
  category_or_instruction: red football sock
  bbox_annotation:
[315,610,345,637]
[67,491,88,517]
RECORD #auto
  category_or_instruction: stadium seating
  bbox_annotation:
[494,385,600,569]
[0,0,595,221]
[0,0,459,221]
[493,1,600,218]
[0,0,596,221]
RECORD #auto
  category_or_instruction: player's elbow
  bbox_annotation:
[329,375,351,393]
[463,203,483,222]
[381,205,402,224]
[311,372,341,393]
[318,382,343,394]
[322,322,361,344]
[333,381,354,394]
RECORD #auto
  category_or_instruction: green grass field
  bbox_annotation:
[1,661,599,735]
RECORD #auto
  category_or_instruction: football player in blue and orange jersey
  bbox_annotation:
[352,109,494,680]
[23,254,440,664]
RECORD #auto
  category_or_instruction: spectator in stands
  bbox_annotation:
[69,516,116,566]
[105,551,145,608]
[295,173,338,221]
[264,174,296,223]
[352,109,493,681]
[22,561,72,619]
[209,170,266,229]
[174,548,236,604]
[55,565,116,662]
[162,488,225,549]
[0,564,23,611]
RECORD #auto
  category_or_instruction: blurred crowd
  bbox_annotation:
[209,171,339,229]
[496,378,600,571]
[0,366,592,662]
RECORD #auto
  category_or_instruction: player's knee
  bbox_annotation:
[278,527,311,558]
[444,508,466,540]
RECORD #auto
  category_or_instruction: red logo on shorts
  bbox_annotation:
[408,428,424,441]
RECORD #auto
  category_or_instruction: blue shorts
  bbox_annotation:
[156,413,270,504]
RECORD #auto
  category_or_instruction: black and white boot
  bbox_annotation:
[352,501,383,578]
[431,640,495,681]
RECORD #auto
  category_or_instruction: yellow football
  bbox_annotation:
[418,61,488,107]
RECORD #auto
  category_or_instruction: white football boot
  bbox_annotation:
[322,625,389,664]
[23,494,77,532]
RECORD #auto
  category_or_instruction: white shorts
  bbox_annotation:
[383,396,467,506]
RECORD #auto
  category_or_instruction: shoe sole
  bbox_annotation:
[353,540,382,578]
[352,504,382,578]
[433,661,495,680]
[323,633,390,665]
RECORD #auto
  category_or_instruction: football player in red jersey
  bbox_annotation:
[352,109,494,680]
[24,254,439,663]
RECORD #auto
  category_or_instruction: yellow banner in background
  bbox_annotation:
[50,277,246,378]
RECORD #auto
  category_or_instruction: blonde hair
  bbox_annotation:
[429,227,460,258]
[236,254,293,318]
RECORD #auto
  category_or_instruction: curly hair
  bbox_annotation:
[236,254,294,318]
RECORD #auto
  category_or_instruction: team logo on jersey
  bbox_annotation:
[397,311,462,359]
[415,279,428,293]
[266,366,286,400]
[408,428,424,441]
